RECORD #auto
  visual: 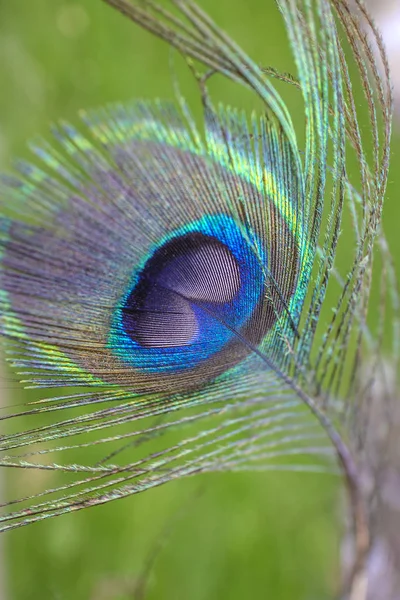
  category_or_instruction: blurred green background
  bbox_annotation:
[0,1,399,599]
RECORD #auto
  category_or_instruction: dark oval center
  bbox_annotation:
[122,232,241,348]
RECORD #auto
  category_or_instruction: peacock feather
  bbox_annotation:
[0,1,397,597]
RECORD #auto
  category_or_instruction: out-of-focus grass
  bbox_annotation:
[0,1,399,599]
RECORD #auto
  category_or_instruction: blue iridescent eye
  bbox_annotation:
[109,211,272,373]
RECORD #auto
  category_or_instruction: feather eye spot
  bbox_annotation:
[107,212,268,376]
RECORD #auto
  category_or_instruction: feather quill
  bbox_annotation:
[0,1,396,598]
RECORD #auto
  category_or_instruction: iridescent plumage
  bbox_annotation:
[1,105,302,390]
[0,1,397,598]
